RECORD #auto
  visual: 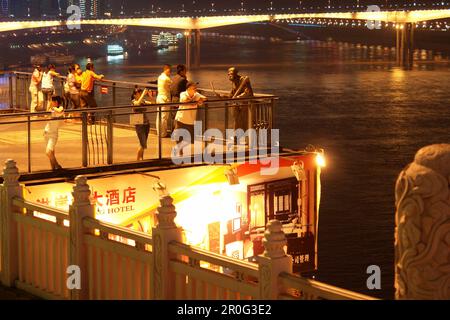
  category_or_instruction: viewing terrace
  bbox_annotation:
[0,71,276,180]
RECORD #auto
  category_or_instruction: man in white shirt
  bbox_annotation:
[156,64,173,138]
[29,65,43,112]
[173,82,207,156]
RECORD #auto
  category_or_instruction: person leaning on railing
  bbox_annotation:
[173,82,207,157]
[80,62,104,123]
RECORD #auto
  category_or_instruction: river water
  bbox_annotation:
[77,38,450,299]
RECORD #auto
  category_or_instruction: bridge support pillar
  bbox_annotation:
[396,23,414,69]
[185,30,192,71]
[185,29,201,70]
[193,29,201,68]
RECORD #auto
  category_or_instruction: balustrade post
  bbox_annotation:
[152,195,183,300]
[0,160,23,287]
[8,73,13,109]
[395,144,450,300]
[257,220,293,300]
[68,175,95,300]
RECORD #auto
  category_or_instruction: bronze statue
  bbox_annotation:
[224,67,254,132]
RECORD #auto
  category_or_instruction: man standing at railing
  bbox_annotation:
[173,82,207,157]
[29,65,43,113]
[156,64,172,138]
[80,63,104,123]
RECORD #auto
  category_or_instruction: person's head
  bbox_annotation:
[34,65,42,72]
[228,67,239,81]
[67,66,74,75]
[131,88,143,101]
[176,64,187,77]
[163,64,171,76]
[86,63,95,71]
[72,64,82,75]
[186,81,198,96]
[47,64,56,72]
[51,96,63,110]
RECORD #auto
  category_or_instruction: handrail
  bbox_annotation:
[168,241,259,278]
[12,196,69,222]
[279,272,378,300]
[9,71,275,98]
[83,216,153,246]
[0,96,276,117]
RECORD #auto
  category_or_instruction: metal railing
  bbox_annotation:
[0,71,277,173]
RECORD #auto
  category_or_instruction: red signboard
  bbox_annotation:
[101,86,109,94]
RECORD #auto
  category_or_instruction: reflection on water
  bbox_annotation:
[2,39,450,298]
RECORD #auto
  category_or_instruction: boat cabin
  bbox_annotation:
[23,150,324,274]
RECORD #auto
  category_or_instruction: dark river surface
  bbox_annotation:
[87,38,450,299]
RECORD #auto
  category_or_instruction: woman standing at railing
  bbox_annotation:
[29,65,43,113]
[67,64,82,111]
[41,64,60,111]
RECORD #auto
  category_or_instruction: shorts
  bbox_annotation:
[45,133,58,153]
[135,124,150,149]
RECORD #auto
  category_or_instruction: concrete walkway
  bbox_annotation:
[0,116,178,173]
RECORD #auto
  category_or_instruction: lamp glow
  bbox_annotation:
[316,153,326,168]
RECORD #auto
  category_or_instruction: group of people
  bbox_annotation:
[29,62,105,171]
[29,61,254,169]
[131,64,254,160]
[131,63,206,159]
[29,62,105,113]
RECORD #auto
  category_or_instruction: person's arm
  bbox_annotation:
[236,87,252,98]
[32,70,41,83]
[91,71,105,80]
[50,70,60,77]
[136,89,149,105]
[68,74,75,87]
[194,93,207,106]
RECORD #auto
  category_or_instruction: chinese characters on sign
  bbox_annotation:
[93,187,137,215]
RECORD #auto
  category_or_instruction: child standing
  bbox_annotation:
[44,96,65,171]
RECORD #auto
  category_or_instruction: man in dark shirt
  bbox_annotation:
[171,64,188,103]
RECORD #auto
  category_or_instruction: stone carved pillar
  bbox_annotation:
[0,159,23,287]
[257,220,293,299]
[395,144,450,300]
[69,176,95,300]
[152,195,182,300]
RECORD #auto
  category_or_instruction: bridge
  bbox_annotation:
[1,9,449,68]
